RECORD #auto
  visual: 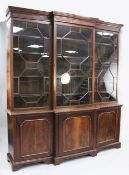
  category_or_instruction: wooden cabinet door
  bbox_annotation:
[96,107,121,147]
[15,113,53,161]
[58,111,94,156]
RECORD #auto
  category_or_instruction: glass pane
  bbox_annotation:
[13,20,50,108]
[95,31,118,102]
[56,25,93,106]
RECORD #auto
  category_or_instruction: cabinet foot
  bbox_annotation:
[53,158,63,165]
[115,142,121,149]
[7,153,53,171]
[7,153,22,171]
[12,164,23,171]
[89,151,97,157]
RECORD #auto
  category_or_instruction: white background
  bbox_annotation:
[0,0,129,174]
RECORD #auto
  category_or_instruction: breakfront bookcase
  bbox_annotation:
[6,6,123,171]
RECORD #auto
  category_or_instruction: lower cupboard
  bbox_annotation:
[7,105,121,171]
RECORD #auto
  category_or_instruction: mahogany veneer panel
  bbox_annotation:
[62,116,91,151]
[97,111,116,144]
[20,119,51,156]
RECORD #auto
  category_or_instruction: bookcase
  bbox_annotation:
[6,6,123,171]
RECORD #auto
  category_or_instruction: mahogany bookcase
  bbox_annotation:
[6,6,123,171]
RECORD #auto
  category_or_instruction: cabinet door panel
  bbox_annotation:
[20,119,50,156]
[16,114,53,160]
[58,112,93,155]
[63,116,91,152]
[96,108,120,146]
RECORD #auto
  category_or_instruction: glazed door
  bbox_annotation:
[15,113,53,161]
[12,20,50,108]
[56,24,93,106]
[95,30,118,103]
[96,107,121,147]
[58,111,94,156]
